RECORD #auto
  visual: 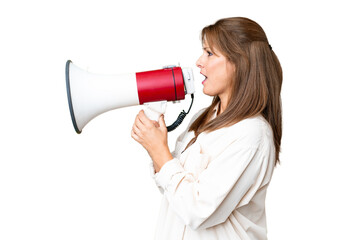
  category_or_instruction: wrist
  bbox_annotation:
[152,146,172,173]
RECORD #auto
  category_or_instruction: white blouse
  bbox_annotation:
[150,107,276,240]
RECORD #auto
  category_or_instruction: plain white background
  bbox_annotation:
[1,0,359,239]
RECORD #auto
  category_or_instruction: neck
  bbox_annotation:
[218,95,229,115]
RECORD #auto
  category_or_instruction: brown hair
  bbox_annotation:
[186,17,283,164]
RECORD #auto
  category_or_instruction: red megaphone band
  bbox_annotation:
[136,67,185,104]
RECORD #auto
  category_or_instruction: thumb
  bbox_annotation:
[159,115,167,130]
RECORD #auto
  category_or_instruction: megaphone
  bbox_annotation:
[65,60,195,134]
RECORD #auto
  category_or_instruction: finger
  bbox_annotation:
[131,128,144,144]
[132,123,143,137]
[138,110,153,128]
[135,113,145,130]
[131,129,140,142]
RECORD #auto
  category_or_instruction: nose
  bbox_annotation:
[196,55,204,69]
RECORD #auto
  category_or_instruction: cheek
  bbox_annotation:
[203,57,234,94]
[222,62,235,86]
[213,63,232,85]
[213,66,233,93]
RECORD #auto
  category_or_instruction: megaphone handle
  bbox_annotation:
[143,94,194,132]
[143,101,167,121]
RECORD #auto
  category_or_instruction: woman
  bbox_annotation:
[131,17,282,240]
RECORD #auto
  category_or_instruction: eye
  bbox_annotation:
[207,51,213,56]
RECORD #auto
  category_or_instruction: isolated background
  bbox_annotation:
[1,0,359,239]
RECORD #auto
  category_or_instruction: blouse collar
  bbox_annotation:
[210,102,220,120]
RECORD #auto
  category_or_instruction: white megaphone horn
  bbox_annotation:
[65,60,195,134]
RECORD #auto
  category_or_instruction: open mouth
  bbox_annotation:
[201,73,207,84]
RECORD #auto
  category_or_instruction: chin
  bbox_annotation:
[202,88,216,97]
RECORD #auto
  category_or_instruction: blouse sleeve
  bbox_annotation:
[153,125,270,230]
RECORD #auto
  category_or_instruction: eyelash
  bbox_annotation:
[207,51,213,56]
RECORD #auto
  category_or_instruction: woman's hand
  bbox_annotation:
[131,110,173,173]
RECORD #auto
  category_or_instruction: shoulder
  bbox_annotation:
[203,115,273,149]
[229,115,274,148]
[195,115,274,160]
[232,115,271,134]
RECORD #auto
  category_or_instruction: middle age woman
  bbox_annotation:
[131,17,282,240]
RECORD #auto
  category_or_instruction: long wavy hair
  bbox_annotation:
[186,17,283,164]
